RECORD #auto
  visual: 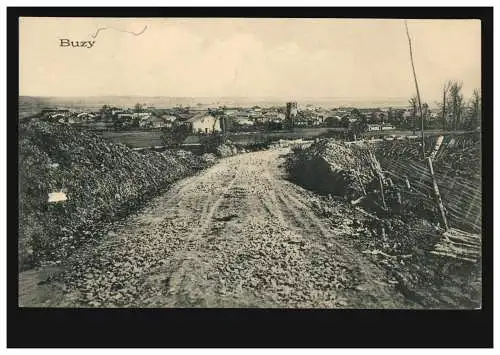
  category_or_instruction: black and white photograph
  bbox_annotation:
[15,14,485,312]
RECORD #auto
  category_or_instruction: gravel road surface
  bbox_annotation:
[20,148,419,308]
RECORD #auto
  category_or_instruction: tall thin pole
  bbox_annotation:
[405,20,425,159]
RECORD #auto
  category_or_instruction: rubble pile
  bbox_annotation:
[19,121,215,270]
[215,140,241,158]
[290,133,481,233]
[201,153,218,165]
[309,194,481,308]
[286,140,375,200]
[173,149,213,170]
[288,133,482,288]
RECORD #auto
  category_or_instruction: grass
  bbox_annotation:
[96,130,164,148]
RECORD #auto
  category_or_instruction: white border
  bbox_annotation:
[1,1,496,353]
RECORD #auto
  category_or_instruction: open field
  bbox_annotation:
[96,130,165,148]
[94,127,473,149]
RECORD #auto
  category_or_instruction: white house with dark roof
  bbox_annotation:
[185,113,221,134]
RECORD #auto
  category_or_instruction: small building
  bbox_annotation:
[403,110,413,119]
[381,125,395,131]
[276,112,286,121]
[154,118,168,129]
[367,124,382,131]
[117,113,135,120]
[76,112,96,121]
[163,115,177,123]
[135,112,151,119]
[234,116,254,126]
[185,113,221,134]
[41,109,71,122]
[53,114,69,123]
[224,108,240,116]
[139,116,169,129]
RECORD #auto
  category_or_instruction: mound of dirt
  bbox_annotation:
[201,153,217,164]
[286,139,374,200]
[289,134,481,233]
[19,121,215,270]
[215,140,240,158]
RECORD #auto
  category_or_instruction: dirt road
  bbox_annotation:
[20,148,422,308]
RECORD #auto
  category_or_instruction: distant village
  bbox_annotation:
[36,101,448,134]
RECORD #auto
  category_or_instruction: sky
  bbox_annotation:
[19,18,481,103]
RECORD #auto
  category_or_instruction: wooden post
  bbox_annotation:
[387,177,402,205]
[430,135,444,161]
[427,156,449,231]
[355,170,367,196]
[404,176,412,190]
[369,152,387,211]
[378,175,387,211]
[405,20,426,159]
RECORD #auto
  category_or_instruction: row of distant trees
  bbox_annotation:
[408,81,481,131]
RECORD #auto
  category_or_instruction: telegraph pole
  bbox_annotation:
[405,20,426,159]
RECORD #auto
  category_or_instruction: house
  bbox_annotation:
[76,112,96,121]
[135,112,151,120]
[234,116,254,126]
[117,113,135,120]
[373,111,388,122]
[294,119,308,127]
[41,109,71,122]
[308,115,323,126]
[381,125,395,131]
[185,113,221,134]
[367,124,395,131]
[53,114,69,123]
[402,110,413,120]
[223,108,240,116]
[159,115,177,128]
[367,124,382,131]
[139,116,169,129]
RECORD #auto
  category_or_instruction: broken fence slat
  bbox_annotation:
[354,207,382,221]
[429,250,477,263]
[434,245,480,258]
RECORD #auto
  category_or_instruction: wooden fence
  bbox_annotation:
[376,151,481,233]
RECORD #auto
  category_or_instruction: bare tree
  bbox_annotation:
[422,102,429,128]
[469,89,481,130]
[409,96,417,134]
[448,81,464,130]
[441,81,452,130]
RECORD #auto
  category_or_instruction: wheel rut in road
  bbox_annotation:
[28,148,418,308]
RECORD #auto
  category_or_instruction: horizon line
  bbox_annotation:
[20,94,417,100]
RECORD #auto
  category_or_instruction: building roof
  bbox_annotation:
[186,113,216,123]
